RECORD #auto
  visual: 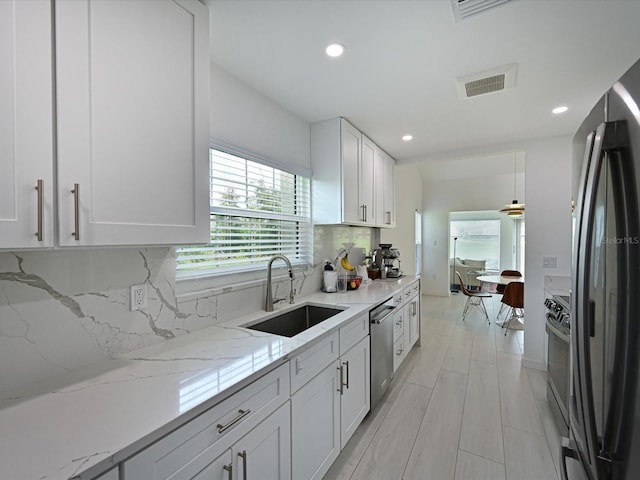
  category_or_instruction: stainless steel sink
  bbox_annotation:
[244,304,344,337]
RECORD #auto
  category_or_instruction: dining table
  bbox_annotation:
[476,274,525,329]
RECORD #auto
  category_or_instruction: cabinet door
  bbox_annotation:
[0,0,54,248]
[234,402,291,480]
[341,120,362,224]
[382,151,395,228]
[95,468,120,480]
[339,335,370,449]
[291,361,340,480]
[190,450,232,480]
[404,295,420,352]
[360,136,376,225]
[410,296,420,348]
[55,0,209,246]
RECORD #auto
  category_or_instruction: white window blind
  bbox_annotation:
[177,149,311,277]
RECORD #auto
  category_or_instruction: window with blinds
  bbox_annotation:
[176,148,311,277]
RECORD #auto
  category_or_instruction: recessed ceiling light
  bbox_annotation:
[325,43,344,58]
[402,134,413,141]
[552,105,568,114]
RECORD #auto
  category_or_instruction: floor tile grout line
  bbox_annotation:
[399,372,438,480]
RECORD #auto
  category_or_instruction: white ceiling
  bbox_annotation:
[205,0,640,165]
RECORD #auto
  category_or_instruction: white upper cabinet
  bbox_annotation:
[55,0,210,246]
[378,149,396,228]
[0,0,210,249]
[340,120,362,224]
[0,1,55,248]
[311,117,395,228]
[359,135,376,224]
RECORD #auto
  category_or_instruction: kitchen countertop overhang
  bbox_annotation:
[0,276,418,480]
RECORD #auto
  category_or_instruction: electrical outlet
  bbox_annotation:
[130,284,147,311]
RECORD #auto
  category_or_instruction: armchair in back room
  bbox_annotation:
[451,258,486,289]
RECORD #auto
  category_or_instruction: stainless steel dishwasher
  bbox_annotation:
[369,297,396,411]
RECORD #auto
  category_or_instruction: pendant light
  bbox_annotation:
[499,153,525,217]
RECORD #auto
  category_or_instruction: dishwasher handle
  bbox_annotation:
[370,303,396,324]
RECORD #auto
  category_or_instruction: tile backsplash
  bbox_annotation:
[0,225,378,398]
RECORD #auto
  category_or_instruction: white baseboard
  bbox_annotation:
[522,357,547,371]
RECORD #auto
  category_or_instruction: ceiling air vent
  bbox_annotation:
[455,64,517,99]
[450,0,513,23]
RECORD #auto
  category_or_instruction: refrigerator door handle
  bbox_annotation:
[574,122,608,468]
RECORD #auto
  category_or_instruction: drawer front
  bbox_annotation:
[123,362,289,480]
[393,337,404,372]
[290,332,339,393]
[393,292,403,306]
[404,281,420,303]
[339,313,368,355]
[393,310,404,343]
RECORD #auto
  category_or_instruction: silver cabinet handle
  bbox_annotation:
[71,183,80,240]
[295,358,303,374]
[360,204,366,222]
[364,204,367,222]
[343,361,350,389]
[35,179,44,241]
[223,463,233,480]
[217,409,251,433]
[337,365,344,394]
[385,210,392,224]
[238,450,248,480]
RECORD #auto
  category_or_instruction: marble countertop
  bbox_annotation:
[0,276,418,480]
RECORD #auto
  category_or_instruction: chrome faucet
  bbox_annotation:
[265,254,294,312]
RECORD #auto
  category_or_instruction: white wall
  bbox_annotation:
[380,163,423,276]
[415,135,572,369]
[210,63,310,173]
[421,171,523,296]
[522,135,572,369]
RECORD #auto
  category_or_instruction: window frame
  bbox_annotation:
[176,143,312,289]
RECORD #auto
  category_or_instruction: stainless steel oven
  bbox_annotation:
[545,294,571,436]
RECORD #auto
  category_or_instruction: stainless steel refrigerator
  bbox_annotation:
[563,59,640,479]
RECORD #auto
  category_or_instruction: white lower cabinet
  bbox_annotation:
[290,313,370,480]
[339,335,370,449]
[393,308,405,372]
[122,363,290,480]
[291,361,341,480]
[403,292,420,354]
[94,468,119,480]
[230,402,291,480]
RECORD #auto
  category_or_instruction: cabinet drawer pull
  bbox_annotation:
[343,361,350,389]
[385,210,391,224]
[238,450,248,480]
[217,408,251,433]
[71,183,80,240]
[223,463,233,480]
[35,179,44,241]
[296,358,303,374]
[337,365,344,394]
[360,204,366,222]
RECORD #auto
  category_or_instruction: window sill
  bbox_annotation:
[176,267,313,302]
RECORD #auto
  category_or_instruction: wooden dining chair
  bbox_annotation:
[456,271,492,324]
[496,270,522,319]
[500,281,524,335]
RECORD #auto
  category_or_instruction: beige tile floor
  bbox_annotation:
[323,293,562,480]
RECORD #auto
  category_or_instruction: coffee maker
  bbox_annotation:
[370,244,403,278]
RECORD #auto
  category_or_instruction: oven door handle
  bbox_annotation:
[546,319,570,343]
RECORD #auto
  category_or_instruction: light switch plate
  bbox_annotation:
[542,256,557,268]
